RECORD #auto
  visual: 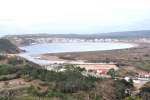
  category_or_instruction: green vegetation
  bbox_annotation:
[14,65,134,99]
[21,65,100,93]
[0,64,134,99]
[124,96,141,100]
[136,62,150,71]
[116,68,138,77]
[114,79,134,99]
[139,82,150,100]
[1,33,150,99]
[0,64,22,76]
[121,81,150,100]
[0,56,136,100]
[107,68,116,79]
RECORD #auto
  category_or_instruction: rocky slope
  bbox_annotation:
[0,39,21,53]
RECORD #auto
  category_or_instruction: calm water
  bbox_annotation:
[19,42,134,65]
[20,43,134,54]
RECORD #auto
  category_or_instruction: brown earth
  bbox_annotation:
[40,43,150,71]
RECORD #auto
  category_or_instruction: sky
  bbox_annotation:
[0,0,150,35]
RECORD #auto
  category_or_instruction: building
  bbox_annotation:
[138,71,150,78]
[78,63,118,75]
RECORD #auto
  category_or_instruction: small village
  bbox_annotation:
[43,62,150,86]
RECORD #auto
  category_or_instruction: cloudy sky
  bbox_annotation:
[0,0,150,35]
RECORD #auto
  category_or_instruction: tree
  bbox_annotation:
[140,84,150,100]
[107,68,116,79]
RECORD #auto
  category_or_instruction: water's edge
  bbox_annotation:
[19,42,136,65]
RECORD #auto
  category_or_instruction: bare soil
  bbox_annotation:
[40,43,150,71]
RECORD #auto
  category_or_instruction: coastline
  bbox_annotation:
[34,42,150,70]
[18,41,150,72]
[32,42,139,64]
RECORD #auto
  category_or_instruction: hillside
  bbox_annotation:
[0,55,135,100]
[3,30,150,46]
[0,39,21,53]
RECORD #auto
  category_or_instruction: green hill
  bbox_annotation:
[0,39,21,54]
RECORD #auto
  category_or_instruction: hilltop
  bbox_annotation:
[3,30,150,46]
[4,30,150,39]
[0,39,21,54]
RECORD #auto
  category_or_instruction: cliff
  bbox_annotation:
[0,39,21,54]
